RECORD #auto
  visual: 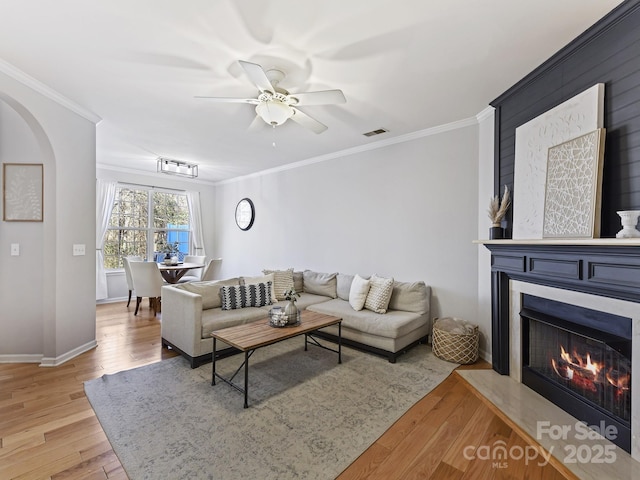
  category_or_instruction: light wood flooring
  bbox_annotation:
[0,301,575,479]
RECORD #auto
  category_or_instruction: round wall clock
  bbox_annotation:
[235,197,255,231]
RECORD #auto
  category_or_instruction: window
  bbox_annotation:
[103,186,190,269]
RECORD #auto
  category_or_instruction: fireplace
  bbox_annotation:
[484,241,640,461]
[520,294,632,453]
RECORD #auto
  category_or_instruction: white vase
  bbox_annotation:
[284,301,298,325]
[616,210,640,238]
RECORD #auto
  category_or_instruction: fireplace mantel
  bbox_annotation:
[476,239,640,246]
[479,240,640,374]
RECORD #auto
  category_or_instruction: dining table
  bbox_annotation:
[157,262,205,284]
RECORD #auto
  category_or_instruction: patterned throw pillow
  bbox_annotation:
[262,268,295,300]
[176,278,240,309]
[364,274,394,314]
[220,282,272,310]
[243,273,277,301]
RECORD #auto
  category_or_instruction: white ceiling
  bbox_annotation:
[0,0,624,183]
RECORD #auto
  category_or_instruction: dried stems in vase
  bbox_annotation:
[487,185,511,227]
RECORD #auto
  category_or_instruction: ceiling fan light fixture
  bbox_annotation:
[157,157,198,178]
[198,60,344,133]
[255,100,294,126]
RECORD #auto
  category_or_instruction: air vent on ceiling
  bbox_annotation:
[363,128,388,137]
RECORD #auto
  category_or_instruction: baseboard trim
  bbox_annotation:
[479,347,491,364]
[96,296,128,305]
[0,353,44,364]
[40,340,98,367]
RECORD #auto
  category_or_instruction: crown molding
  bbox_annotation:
[215,115,480,186]
[476,106,495,122]
[102,109,488,186]
[0,58,101,124]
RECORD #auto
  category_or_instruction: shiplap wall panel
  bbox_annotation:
[491,2,640,237]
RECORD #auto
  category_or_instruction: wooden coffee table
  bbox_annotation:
[211,310,342,408]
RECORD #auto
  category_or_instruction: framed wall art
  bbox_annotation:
[3,163,44,222]
[512,83,604,239]
[542,128,606,238]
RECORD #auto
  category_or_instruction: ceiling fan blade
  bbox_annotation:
[290,107,328,134]
[288,89,346,106]
[247,114,265,132]
[238,60,274,94]
[194,96,259,104]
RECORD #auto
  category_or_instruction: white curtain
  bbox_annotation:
[187,190,206,256]
[96,179,117,300]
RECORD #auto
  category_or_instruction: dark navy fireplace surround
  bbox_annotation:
[485,243,640,377]
[485,242,640,453]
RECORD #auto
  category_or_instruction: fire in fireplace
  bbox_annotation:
[551,345,630,399]
[536,320,631,422]
[521,294,632,453]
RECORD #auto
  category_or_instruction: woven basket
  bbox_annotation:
[432,319,479,364]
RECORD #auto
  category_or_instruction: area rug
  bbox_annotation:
[85,340,457,480]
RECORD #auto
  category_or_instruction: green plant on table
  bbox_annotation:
[159,241,180,255]
[283,288,300,303]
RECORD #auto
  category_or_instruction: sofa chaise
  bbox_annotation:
[161,269,431,367]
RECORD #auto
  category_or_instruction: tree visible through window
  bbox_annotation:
[103,186,190,269]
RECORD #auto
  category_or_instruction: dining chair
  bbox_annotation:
[122,255,143,307]
[179,255,207,282]
[200,258,222,281]
[128,261,165,316]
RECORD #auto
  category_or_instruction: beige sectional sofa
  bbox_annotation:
[307,273,431,363]
[161,270,431,367]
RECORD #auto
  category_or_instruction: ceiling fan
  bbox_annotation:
[196,60,346,134]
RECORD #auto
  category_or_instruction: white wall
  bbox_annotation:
[96,167,216,302]
[0,99,45,355]
[214,123,481,328]
[0,68,97,364]
[477,108,495,360]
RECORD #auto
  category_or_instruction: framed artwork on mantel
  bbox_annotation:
[542,128,606,238]
[512,83,604,239]
[2,163,44,222]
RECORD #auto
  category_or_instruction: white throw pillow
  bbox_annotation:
[364,274,394,314]
[349,274,371,311]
